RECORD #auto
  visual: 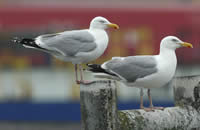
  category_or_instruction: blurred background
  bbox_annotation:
[0,0,200,129]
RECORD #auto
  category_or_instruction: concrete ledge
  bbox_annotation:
[80,76,200,130]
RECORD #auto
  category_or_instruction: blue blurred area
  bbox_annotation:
[118,101,174,110]
[0,101,174,121]
[0,102,81,121]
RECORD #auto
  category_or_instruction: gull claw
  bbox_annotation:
[76,80,94,85]
[140,106,165,112]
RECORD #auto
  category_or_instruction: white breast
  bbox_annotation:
[75,29,109,63]
[151,52,177,88]
[125,51,177,88]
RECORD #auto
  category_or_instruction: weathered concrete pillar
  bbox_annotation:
[118,75,200,130]
[80,80,118,130]
[173,75,200,109]
[80,76,200,130]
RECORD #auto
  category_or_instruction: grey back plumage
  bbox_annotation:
[104,56,158,82]
[39,30,97,56]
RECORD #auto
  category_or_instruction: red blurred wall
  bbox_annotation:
[0,6,199,65]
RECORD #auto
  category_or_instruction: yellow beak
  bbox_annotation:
[107,23,119,29]
[181,42,193,48]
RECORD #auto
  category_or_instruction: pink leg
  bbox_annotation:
[140,89,157,112]
[148,89,154,108]
[147,89,164,111]
[75,64,81,84]
[79,64,84,81]
[78,64,92,84]
[140,88,144,109]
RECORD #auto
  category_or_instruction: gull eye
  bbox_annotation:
[172,39,178,42]
[99,20,106,23]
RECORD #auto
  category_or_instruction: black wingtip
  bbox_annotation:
[86,64,100,71]
[86,64,117,76]
[87,64,101,69]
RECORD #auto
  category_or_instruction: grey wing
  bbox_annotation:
[104,56,158,82]
[39,30,97,56]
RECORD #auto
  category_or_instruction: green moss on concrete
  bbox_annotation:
[118,111,133,130]
[118,110,146,130]
[134,114,145,129]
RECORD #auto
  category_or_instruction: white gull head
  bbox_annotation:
[160,36,193,51]
[89,16,119,30]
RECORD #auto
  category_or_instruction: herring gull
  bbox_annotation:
[87,36,193,111]
[12,16,119,84]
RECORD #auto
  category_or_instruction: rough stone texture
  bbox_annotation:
[173,75,200,109]
[118,75,200,130]
[80,80,118,130]
[118,106,200,130]
[118,76,200,130]
[80,76,200,130]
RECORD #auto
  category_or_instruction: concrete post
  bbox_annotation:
[80,80,118,130]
